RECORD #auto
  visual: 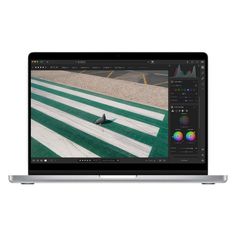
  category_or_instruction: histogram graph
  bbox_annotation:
[173,65,197,78]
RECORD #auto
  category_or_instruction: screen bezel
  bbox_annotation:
[28,52,208,175]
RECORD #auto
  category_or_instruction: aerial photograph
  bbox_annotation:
[31,70,168,158]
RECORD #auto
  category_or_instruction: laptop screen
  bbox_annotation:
[30,57,206,167]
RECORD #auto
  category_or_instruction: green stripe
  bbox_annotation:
[32,76,168,115]
[149,129,168,157]
[31,137,60,158]
[31,108,135,158]
[31,93,157,146]
[31,82,168,128]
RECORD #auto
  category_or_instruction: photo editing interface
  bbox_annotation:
[30,59,206,165]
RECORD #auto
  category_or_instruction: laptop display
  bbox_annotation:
[30,55,206,168]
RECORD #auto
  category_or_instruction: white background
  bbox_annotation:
[1,0,235,235]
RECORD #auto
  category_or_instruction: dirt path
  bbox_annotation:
[31,70,168,109]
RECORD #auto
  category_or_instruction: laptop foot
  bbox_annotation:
[21,183,35,184]
[201,183,215,184]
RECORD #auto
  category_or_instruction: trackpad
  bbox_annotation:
[99,175,137,180]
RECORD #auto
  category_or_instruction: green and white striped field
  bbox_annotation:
[31,77,168,158]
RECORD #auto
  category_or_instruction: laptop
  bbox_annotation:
[9,52,227,184]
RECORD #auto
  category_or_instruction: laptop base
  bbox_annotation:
[9,175,227,184]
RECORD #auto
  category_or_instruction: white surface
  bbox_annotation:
[31,86,160,136]
[32,79,165,121]
[32,99,152,157]
[31,120,99,158]
[1,0,235,236]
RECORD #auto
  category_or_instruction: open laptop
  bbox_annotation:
[9,52,227,184]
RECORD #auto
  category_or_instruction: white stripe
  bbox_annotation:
[31,120,100,158]
[31,99,152,157]
[31,79,165,121]
[31,87,160,136]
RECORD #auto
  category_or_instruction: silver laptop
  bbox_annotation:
[9,52,227,184]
